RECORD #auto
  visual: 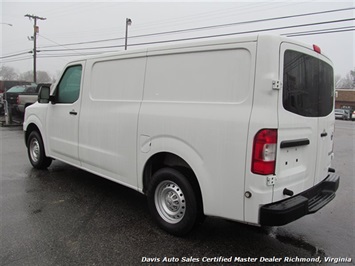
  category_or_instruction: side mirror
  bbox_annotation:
[38,86,50,103]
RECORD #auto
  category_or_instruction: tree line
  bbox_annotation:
[0,65,56,83]
[335,69,355,89]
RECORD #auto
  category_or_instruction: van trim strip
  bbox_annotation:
[280,138,310,149]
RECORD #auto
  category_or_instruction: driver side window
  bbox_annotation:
[57,65,82,104]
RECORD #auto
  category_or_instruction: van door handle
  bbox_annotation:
[280,138,310,148]
[69,110,77,115]
[321,132,328,137]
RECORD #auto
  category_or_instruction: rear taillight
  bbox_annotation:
[252,129,277,175]
[17,96,20,105]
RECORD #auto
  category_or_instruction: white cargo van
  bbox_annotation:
[24,35,339,236]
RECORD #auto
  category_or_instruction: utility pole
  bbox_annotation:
[25,14,46,83]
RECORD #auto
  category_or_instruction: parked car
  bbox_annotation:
[0,80,32,94]
[17,83,51,113]
[334,109,350,120]
[344,109,352,120]
[0,93,4,115]
[3,85,36,113]
[3,85,27,104]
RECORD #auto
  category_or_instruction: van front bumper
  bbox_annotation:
[259,173,340,226]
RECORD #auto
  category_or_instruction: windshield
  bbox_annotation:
[7,86,26,93]
[283,50,334,117]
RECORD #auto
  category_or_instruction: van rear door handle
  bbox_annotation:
[69,110,78,115]
[280,138,310,148]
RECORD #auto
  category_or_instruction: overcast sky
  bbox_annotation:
[1,0,354,79]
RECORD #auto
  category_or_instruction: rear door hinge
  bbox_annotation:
[272,80,282,90]
[267,176,276,186]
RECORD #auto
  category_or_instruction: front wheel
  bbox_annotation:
[27,131,52,169]
[147,168,199,236]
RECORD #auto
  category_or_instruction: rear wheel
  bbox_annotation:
[27,131,52,169]
[147,168,199,236]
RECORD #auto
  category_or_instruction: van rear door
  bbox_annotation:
[275,43,334,202]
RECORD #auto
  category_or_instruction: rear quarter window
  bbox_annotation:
[283,50,334,117]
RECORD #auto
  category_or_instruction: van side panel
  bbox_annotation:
[78,54,146,188]
[138,44,256,220]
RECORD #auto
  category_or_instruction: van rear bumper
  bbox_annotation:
[259,173,340,226]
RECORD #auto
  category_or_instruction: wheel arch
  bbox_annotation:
[25,123,39,145]
[142,152,204,213]
[24,112,44,144]
[24,103,33,109]
[24,121,49,159]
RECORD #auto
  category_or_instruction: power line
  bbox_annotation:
[39,34,87,56]
[2,24,354,64]
[132,2,271,30]
[0,51,31,59]
[2,26,354,64]
[128,21,355,48]
[283,26,355,37]
[287,28,355,37]
[1,56,33,64]
[128,6,355,40]
[3,6,354,59]
[37,6,355,50]
[37,17,355,52]
[39,44,122,52]
[1,13,354,63]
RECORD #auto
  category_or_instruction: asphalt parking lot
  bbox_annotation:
[0,120,354,266]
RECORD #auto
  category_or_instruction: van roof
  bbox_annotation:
[69,34,262,64]
[67,34,329,64]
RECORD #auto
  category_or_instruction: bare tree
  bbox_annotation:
[0,65,19,80]
[18,71,34,82]
[37,71,52,83]
[18,70,53,83]
[336,69,355,89]
[335,75,342,88]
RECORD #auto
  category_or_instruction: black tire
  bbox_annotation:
[27,131,52,169]
[147,168,200,236]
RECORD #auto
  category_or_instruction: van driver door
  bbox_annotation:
[46,62,84,166]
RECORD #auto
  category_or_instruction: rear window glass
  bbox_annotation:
[283,50,334,117]
[7,86,26,93]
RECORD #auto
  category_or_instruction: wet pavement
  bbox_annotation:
[0,120,354,266]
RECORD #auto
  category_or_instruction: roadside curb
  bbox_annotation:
[0,117,22,128]
[1,121,23,128]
